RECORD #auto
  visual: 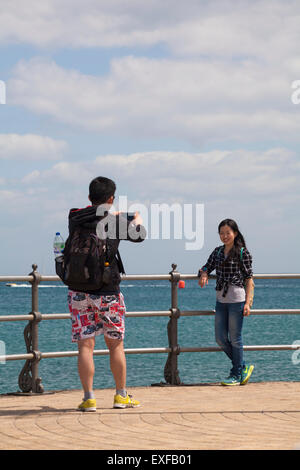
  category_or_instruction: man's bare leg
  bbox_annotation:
[78,337,95,395]
[105,335,140,408]
[104,336,126,391]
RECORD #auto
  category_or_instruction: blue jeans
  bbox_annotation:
[215,301,245,378]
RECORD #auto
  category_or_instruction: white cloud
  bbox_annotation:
[19,148,300,207]
[0,0,196,48]
[0,134,68,160]
[21,170,40,184]
[1,0,300,275]
[163,3,300,63]
[0,189,17,201]
[5,2,300,147]
[8,56,300,145]
[1,0,300,65]
[43,161,94,183]
[1,146,299,274]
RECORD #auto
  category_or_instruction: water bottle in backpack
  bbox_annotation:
[53,232,65,259]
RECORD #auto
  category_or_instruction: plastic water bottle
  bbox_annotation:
[53,232,65,259]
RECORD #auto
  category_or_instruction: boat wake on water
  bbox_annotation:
[5,283,67,288]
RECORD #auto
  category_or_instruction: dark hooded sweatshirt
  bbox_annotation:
[68,205,146,295]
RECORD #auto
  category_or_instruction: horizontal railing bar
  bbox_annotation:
[123,274,172,281]
[41,350,78,358]
[1,309,300,322]
[2,344,300,363]
[0,312,172,322]
[0,276,34,282]
[42,347,171,358]
[1,273,300,284]
[0,315,35,322]
[180,309,300,316]
[245,309,300,315]
[118,347,171,354]
[253,274,300,279]
[180,274,300,280]
[37,313,171,320]
[37,314,70,320]
[34,275,59,282]
[0,348,172,361]
[39,347,172,359]
[0,274,173,282]
[126,311,170,317]
[180,345,300,352]
[31,275,173,282]
[180,310,214,316]
[244,344,300,351]
[1,353,34,361]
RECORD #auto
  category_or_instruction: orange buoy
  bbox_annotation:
[178,280,185,289]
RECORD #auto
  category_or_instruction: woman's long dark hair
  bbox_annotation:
[218,219,246,262]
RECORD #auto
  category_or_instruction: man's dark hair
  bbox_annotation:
[89,176,116,205]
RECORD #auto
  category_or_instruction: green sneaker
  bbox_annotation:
[240,364,254,385]
[221,375,241,386]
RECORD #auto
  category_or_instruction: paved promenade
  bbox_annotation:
[0,381,299,450]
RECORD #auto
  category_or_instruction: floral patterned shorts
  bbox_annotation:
[68,290,126,343]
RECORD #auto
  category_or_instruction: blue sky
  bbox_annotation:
[0,0,300,276]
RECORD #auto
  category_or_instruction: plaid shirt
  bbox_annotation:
[199,245,253,298]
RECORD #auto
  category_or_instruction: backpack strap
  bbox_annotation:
[116,250,125,275]
[219,246,244,261]
[239,247,247,279]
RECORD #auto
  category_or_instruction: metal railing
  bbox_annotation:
[0,264,300,393]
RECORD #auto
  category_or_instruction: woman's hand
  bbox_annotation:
[243,302,251,316]
[198,271,209,288]
[244,278,254,313]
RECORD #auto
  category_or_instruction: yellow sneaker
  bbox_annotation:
[113,393,140,409]
[77,398,97,412]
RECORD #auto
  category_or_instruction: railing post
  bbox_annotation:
[163,264,181,385]
[18,264,44,394]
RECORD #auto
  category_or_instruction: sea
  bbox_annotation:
[0,278,300,394]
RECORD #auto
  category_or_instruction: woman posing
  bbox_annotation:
[199,219,255,386]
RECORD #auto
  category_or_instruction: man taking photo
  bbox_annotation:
[64,176,146,411]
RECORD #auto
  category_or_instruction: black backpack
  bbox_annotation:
[56,225,113,291]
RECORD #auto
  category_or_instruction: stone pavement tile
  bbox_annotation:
[57,414,129,450]
[98,413,168,450]
[0,419,30,450]
[185,411,300,450]
[122,412,203,448]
